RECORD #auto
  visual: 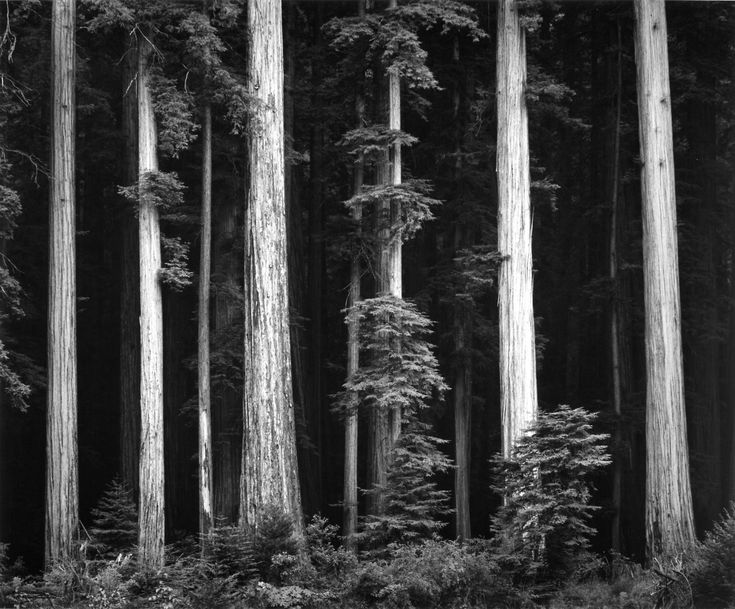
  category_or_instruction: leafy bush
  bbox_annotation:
[252,507,300,583]
[490,405,611,582]
[346,539,532,609]
[203,520,258,583]
[687,504,735,608]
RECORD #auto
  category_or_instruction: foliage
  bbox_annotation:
[118,170,186,213]
[89,479,138,560]
[347,539,531,609]
[203,520,258,584]
[686,504,735,607]
[490,406,611,581]
[338,125,418,161]
[149,68,199,158]
[335,295,448,419]
[160,236,193,291]
[252,507,300,584]
[359,418,452,552]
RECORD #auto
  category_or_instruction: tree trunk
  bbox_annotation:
[213,195,240,524]
[633,0,696,563]
[198,103,214,540]
[609,17,624,553]
[45,0,78,568]
[454,295,472,541]
[496,0,538,458]
[343,7,365,542]
[240,0,303,536]
[120,37,140,498]
[137,33,165,570]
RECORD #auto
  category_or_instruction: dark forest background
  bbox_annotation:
[1,0,734,573]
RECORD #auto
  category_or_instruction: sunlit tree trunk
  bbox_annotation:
[120,36,140,497]
[240,0,303,536]
[633,0,695,563]
[137,33,165,570]
[496,0,538,458]
[45,0,78,568]
[198,103,214,540]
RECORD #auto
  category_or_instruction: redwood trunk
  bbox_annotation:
[496,0,538,458]
[137,34,165,569]
[240,0,303,535]
[45,0,78,568]
[633,0,695,562]
[199,104,214,539]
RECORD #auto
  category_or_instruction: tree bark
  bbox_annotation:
[240,0,303,536]
[198,103,214,540]
[45,0,78,569]
[343,9,365,542]
[120,36,140,497]
[496,0,538,458]
[454,295,472,541]
[633,0,696,563]
[137,33,165,570]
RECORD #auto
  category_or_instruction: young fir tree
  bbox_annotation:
[335,295,451,554]
[491,406,611,580]
[89,478,138,559]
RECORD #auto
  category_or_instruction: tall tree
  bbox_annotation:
[198,101,213,540]
[120,37,140,497]
[633,0,695,562]
[240,0,303,535]
[343,0,366,550]
[496,0,538,458]
[46,0,78,569]
[137,31,165,569]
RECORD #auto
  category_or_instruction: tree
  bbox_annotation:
[496,0,538,458]
[198,100,213,540]
[240,0,303,536]
[137,30,165,570]
[633,0,696,562]
[45,0,78,569]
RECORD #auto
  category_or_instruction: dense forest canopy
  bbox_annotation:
[0,0,735,606]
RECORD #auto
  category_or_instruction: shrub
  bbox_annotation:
[687,504,735,608]
[252,507,300,583]
[204,520,258,583]
[490,405,611,582]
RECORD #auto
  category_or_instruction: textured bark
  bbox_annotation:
[240,0,303,536]
[198,104,214,539]
[45,0,78,568]
[120,38,140,496]
[633,0,696,563]
[343,26,365,545]
[137,34,165,570]
[496,0,538,458]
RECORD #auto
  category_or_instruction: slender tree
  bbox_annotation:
[45,0,78,569]
[198,101,213,540]
[240,0,303,536]
[633,0,695,562]
[120,36,140,497]
[496,0,538,458]
[137,31,165,569]
[343,0,366,549]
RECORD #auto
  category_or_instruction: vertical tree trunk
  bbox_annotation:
[137,33,165,570]
[240,0,303,536]
[45,0,78,568]
[199,104,213,540]
[454,295,472,541]
[496,0,538,458]
[344,2,365,542]
[633,0,695,563]
[609,18,624,553]
[120,37,140,497]
[213,197,240,523]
